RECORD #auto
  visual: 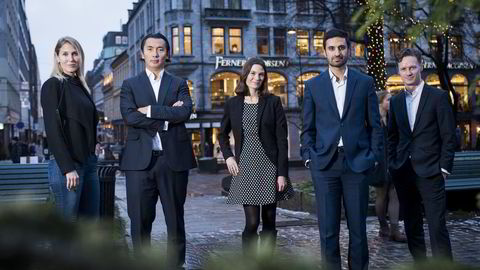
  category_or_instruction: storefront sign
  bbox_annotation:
[423,61,476,70]
[215,56,290,69]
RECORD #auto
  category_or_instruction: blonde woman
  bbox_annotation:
[371,90,406,242]
[41,37,99,221]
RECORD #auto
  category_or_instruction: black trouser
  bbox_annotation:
[311,150,369,270]
[125,151,188,267]
[392,160,452,261]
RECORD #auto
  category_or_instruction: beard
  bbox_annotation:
[327,56,348,68]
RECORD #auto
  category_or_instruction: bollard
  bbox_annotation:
[97,161,118,219]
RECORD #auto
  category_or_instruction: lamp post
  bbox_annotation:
[287,29,304,107]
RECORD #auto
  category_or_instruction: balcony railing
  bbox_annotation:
[204,8,251,21]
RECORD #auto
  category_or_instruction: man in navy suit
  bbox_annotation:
[120,33,196,269]
[388,48,455,261]
[301,28,383,270]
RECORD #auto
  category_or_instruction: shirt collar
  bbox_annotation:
[329,67,348,83]
[145,68,164,82]
[405,80,424,97]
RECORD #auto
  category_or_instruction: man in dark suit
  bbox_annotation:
[301,28,383,270]
[120,33,196,268]
[388,48,455,261]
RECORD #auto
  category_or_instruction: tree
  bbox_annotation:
[355,0,480,116]
[284,0,388,92]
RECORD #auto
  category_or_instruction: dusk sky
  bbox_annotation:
[26,0,135,83]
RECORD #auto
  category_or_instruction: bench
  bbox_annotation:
[447,152,480,191]
[0,163,51,204]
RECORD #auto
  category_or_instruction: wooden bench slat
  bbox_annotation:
[0,183,49,190]
[1,174,48,179]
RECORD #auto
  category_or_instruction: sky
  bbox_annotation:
[26,0,135,83]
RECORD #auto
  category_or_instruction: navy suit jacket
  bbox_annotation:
[301,68,383,173]
[120,71,197,172]
[387,85,456,178]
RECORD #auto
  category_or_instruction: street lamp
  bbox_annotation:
[288,29,304,107]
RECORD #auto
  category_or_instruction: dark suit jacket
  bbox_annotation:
[120,71,197,172]
[387,84,456,178]
[300,68,383,173]
[41,76,98,174]
[218,95,289,178]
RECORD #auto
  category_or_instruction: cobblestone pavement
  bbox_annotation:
[115,169,480,270]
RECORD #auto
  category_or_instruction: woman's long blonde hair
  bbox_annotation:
[51,36,91,94]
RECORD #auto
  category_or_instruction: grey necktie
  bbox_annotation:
[406,90,415,131]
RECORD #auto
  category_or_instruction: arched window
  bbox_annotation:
[386,75,404,94]
[211,72,240,109]
[451,74,469,112]
[425,73,441,88]
[296,72,320,106]
[268,72,288,106]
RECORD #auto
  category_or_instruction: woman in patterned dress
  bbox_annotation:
[218,58,294,254]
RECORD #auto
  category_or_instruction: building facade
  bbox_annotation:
[0,0,40,160]
[86,26,128,142]
[123,0,479,158]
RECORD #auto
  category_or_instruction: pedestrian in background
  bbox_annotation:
[218,57,294,254]
[370,90,406,242]
[8,137,21,163]
[41,36,99,222]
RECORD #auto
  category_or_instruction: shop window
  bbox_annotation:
[351,42,365,58]
[268,72,288,107]
[229,28,242,54]
[184,26,192,55]
[451,74,469,112]
[386,75,404,94]
[296,30,309,56]
[211,72,240,109]
[389,33,410,59]
[172,27,180,55]
[450,35,463,59]
[296,72,320,105]
[313,31,325,56]
[212,27,225,54]
[274,28,286,55]
[257,28,269,55]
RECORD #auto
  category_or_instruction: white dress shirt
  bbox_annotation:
[145,68,166,151]
[405,80,424,131]
[329,68,348,147]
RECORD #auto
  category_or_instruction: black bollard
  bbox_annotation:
[97,161,118,219]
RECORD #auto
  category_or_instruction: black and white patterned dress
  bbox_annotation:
[226,102,294,205]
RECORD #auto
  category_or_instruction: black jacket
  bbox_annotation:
[387,85,456,178]
[119,71,197,171]
[41,76,98,174]
[218,94,289,178]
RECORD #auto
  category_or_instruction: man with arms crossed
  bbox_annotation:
[388,48,455,261]
[301,28,383,270]
[120,33,196,269]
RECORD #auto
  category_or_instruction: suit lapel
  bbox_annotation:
[320,72,340,119]
[398,91,412,135]
[412,85,430,134]
[256,96,267,131]
[140,71,157,103]
[342,70,357,118]
[158,72,171,105]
